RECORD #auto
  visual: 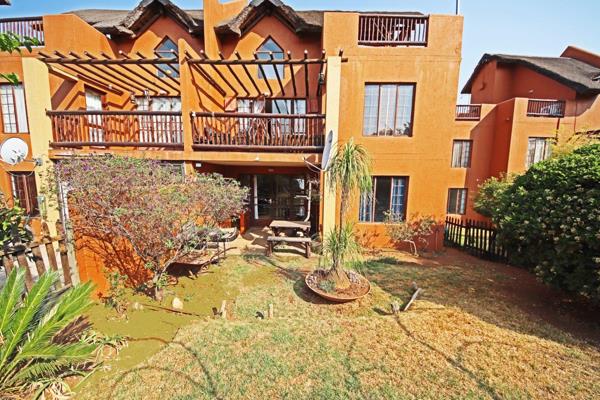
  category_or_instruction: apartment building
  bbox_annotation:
[455,46,600,219]
[1,0,597,271]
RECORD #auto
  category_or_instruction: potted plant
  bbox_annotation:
[305,139,372,302]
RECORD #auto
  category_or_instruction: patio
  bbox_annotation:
[222,226,314,257]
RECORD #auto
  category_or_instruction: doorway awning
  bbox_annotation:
[38,50,181,96]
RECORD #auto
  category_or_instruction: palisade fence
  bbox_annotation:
[444,217,509,262]
[0,221,76,292]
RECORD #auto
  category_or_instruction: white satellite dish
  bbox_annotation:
[0,137,29,165]
[321,130,334,171]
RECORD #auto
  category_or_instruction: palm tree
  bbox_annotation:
[0,268,98,399]
[324,138,372,289]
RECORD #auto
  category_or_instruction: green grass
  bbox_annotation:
[75,252,600,400]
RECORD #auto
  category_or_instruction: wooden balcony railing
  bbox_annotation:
[358,15,428,46]
[526,99,566,117]
[455,104,482,121]
[0,17,44,44]
[191,112,325,151]
[48,111,183,148]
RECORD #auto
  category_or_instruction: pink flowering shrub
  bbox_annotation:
[53,156,247,298]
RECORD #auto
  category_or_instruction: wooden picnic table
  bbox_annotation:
[269,220,311,237]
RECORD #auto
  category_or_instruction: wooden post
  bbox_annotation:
[56,221,72,287]
[16,249,33,290]
[30,243,47,278]
[268,303,274,319]
[2,253,14,276]
[219,300,227,319]
[41,222,60,276]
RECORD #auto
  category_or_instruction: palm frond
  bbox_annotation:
[0,268,25,333]
[327,138,373,197]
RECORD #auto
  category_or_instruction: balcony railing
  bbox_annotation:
[526,99,566,117]
[48,111,183,148]
[358,15,428,46]
[192,112,325,151]
[455,104,482,121]
[0,17,44,45]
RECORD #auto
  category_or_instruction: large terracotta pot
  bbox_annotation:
[305,270,371,303]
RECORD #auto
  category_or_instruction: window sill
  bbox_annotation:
[362,134,412,138]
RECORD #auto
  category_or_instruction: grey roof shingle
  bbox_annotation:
[463,53,600,96]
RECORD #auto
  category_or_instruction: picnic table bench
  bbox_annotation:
[266,236,312,258]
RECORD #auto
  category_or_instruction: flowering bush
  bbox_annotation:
[52,156,247,298]
[492,144,600,301]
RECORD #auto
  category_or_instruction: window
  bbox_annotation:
[452,140,472,167]
[11,172,39,216]
[155,38,179,78]
[256,38,284,80]
[359,177,408,222]
[237,98,306,134]
[0,84,28,133]
[527,137,552,167]
[447,188,467,215]
[363,84,414,136]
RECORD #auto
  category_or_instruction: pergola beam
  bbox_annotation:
[287,51,297,97]
[235,51,261,96]
[254,52,273,97]
[219,51,250,97]
[119,51,180,94]
[304,50,309,99]
[200,50,238,97]
[270,52,285,96]
[76,51,151,94]
[100,52,171,95]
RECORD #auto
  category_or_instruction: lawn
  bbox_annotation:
[75,250,600,400]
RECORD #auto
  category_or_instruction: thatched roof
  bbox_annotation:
[68,0,423,40]
[214,0,322,36]
[463,53,600,96]
[0,0,12,6]
[69,0,202,38]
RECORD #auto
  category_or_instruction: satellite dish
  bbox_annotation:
[0,137,29,165]
[321,130,334,171]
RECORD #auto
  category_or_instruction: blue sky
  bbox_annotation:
[2,0,599,100]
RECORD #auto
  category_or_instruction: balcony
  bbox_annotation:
[526,99,565,118]
[48,111,183,148]
[0,17,44,45]
[191,112,325,152]
[358,14,428,47]
[455,104,482,121]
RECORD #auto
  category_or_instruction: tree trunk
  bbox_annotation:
[327,266,351,290]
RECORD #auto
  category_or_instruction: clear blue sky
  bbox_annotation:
[2,0,599,100]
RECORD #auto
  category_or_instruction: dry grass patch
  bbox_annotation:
[76,253,600,400]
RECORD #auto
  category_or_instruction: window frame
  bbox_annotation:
[447,188,468,215]
[451,139,473,168]
[0,83,29,134]
[359,176,409,223]
[526,137,552,168]
[154,36,180,79]
[10,172,39,217]
[255,36,285,80]
[362,82,416,137]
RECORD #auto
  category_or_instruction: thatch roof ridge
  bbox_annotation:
[462,53,600,96]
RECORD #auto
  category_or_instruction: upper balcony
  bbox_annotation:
[358,14,429,47]
[0,17,44,45]
[526,99,565,118]
[47,111,183,149]
[455,104,482,121]
[191,112,325,152]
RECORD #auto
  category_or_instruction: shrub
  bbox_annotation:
[384,213,437,255]
[52,156,247,298]
[473,175,514,218]
[0,269,98,398]
[493,144,600,300]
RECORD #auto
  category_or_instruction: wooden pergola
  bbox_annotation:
[38,50,181,96]
[184,49,345,99]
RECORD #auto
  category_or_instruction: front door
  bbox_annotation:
[253,174,308,223]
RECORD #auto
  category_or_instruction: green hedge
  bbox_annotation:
[494,144,600,300]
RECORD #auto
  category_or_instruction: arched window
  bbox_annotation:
[256,38,284,80]
[155,37,179,78]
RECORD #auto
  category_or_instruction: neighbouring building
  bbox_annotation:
[0,0,598,288]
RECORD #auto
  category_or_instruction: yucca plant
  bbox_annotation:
[325,138,372,289]
[0,268,98,399]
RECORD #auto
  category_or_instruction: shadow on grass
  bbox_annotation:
[108,336,222,400]
[358,254,600,346]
